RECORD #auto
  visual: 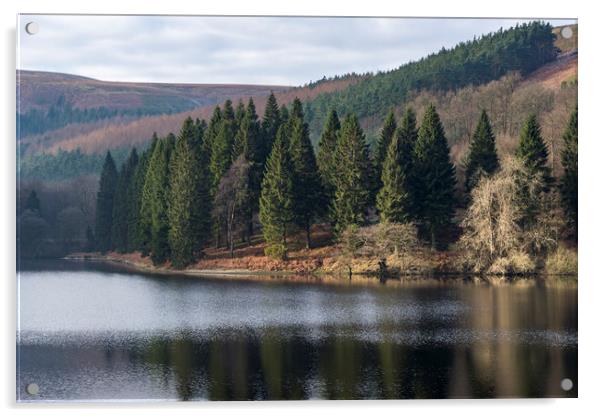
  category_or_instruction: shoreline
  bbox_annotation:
[63,253,577,287]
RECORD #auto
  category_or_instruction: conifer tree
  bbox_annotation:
[316,109,341,207]
[289,112,323,248]
[332,114,372,235]
[203,106,222,170]
[94,151,118,252]
[24,190,41,213]
[259,126,294,249]
[235,99,246,129]
[465,110,500,193]
[132,135,158,254]
[210,100,236,194]
[111,148,138,252]
[376,108,418,223]
[560,107,578,237]
[374,109,397,191]
[168,117,211,268]
[261,92,281,166]
[142,138,173,264]
[413,104,456,248]
[516,114,552,188]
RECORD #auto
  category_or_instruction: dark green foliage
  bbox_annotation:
[259,126,294,249]
[316,109,341,209]
[235,100,246,128]
[111,148,138,253]
[516,114,552,188]
[289,109,323,248]
[131,135,157,254]
[376,108,418,223]
[374,110,397,190]
[261,93,281,165]
[413,105,457,248]
[168,117,211,268]
[210,100,236,194]
[85,225,95,252]
[561,107,578,236]
[19,147,131,181]
[24,190,41,213]
[142,138,173,265]
[464,110,500,193]
[94,151,118,252]
[332,114,372,235]
[304,22,558,137]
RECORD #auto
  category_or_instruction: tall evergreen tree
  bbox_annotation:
[234,99,246,129]
[376,108,418,223]
[130,136,157,253]
[332,114,372,235]
[516,113,552,188]
[316,109,341,208]
[111,148,138,253]
[289,112,323,248]
[413,104,456,248]
[210,100,236,194]
[24,190,41,213]
[203,106,222,170]
[261,92,281,166]
[374,109,397,191]
[560,107,578,237]
[232,98,262,241]
[142,138,173,264]
[94,151,118,252]
[465,110,500,193]
[168,117,211,268]
[259,126,294,249]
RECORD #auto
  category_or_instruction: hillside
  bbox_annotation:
[18,22,577,181]
[17,70,290,139]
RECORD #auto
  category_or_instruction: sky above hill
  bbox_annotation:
[18,15,576,86]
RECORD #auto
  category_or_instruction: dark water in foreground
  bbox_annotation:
[17,260,577,401]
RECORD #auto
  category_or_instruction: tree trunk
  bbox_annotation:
[305,222,311,250]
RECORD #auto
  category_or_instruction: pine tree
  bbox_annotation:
[24,190,41,213]
[259,126,294,249]
[132,135,158,254]
[168,117,211,268]
[111,148,138,253]
[203,106,222,170]
[413,104,456,248]
[332,114,372,235]
[516,113,552,188]
[289,111,323,248]
[376,108,418,223]
[261,93,281,165]
[142,138,173,264]
[95,151,118,252]
[316,109,341,209]
[374,109,397,190]
[235,99,246,129]
[560,107,578,237]
[210,100,236,194]
[465,110,499,193]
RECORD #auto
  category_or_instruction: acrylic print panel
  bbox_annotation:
[16,14,578,402]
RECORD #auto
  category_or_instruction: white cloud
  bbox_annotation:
[17,15,576,85]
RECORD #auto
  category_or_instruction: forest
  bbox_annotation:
[17,22,578,276]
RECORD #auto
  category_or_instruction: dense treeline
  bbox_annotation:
[19,147,131,181]
[304,21,558,138]
[18,95,190,138]
[91,91,577,272]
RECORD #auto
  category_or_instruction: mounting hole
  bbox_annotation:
[25,22,39,35]
[26,383,39,395]
[561,26,573,40]
[560,378,573,391]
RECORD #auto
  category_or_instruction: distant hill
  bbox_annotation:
[17,70,290,138]
[18,21,577,181]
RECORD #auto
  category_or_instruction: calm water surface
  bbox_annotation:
[17,260,577,401]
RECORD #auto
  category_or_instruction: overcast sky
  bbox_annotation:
[17,15,576,86]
